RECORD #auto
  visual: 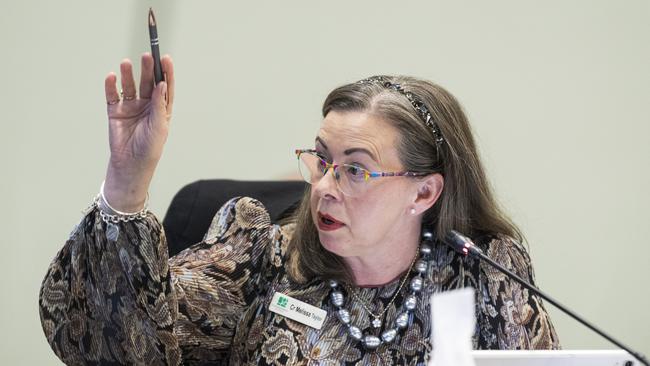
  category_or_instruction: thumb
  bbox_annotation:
[151,81,169,121]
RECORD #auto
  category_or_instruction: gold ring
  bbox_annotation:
[107,99,120,105]
[124,95,136,101]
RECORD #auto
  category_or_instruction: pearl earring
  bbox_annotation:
[410,208,416,215]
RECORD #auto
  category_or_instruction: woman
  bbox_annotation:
[39,54,559,365]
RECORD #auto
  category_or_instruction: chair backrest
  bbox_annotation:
[163,179,306,256]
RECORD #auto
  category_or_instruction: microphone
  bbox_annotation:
[443,230,649,366]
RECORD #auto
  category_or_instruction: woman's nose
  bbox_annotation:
[314,166,341,200]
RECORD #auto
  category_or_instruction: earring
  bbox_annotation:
[410,208,416,215]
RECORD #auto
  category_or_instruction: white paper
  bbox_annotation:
[429,287,476,366]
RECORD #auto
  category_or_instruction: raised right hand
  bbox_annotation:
[103,54,175,212]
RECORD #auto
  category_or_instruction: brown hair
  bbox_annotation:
[286,75,522,284]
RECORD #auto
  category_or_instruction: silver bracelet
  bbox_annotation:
[95,181,150,224]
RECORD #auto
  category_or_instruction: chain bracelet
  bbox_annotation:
[86,181,151,225]
[92,194,149,224]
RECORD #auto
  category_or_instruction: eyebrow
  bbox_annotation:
[315,136,378,161]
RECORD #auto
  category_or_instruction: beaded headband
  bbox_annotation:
[357,76,445,147]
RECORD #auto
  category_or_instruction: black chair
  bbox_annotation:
[162,179,307,256]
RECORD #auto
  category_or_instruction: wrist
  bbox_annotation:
[94,181,150,225]
[101,181,149,214]
[104,166,154,213]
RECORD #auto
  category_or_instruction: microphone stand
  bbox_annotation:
[443,230,649,366]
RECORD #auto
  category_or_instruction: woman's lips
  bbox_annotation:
[317,212,345,231]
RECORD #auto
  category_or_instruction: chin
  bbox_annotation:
[318,232,349,257]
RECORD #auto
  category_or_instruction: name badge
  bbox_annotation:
[269,292,327,330]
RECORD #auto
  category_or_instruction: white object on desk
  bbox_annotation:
[429,287,477,366]
[473,350,637,366]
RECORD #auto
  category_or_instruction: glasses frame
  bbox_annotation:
[295,149,429,188]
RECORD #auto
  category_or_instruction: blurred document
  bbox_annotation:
[429,287,476,366]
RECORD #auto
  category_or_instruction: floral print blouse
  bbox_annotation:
[39,197,559,365]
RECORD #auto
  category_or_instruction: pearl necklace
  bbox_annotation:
[328,230,433,350]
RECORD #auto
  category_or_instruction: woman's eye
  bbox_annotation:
[347,166,362,176]
[317,159,328,173]
[314,150,327,159]
[345,165,367,181]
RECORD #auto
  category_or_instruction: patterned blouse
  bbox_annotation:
[39,197,560,365]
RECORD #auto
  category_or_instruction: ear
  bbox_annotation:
[411,173,444,215]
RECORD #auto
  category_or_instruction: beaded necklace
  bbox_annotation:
[328,230,433,350]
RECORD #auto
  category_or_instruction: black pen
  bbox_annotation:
[148,7,164,85]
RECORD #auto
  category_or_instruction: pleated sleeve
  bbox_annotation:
[39,197,280,365]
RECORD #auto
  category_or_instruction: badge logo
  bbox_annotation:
[277,295,289,308]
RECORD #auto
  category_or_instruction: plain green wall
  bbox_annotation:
[1,1,648,364]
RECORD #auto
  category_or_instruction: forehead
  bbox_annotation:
[317,110,402,167]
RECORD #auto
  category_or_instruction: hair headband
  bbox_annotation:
[357,76,445,147]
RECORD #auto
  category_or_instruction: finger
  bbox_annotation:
[161,55,175,114]
[105,72,120,105]
[139,53,154,99]
[120,59,137,101]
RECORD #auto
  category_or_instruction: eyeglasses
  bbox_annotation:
[295,149,428,197]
